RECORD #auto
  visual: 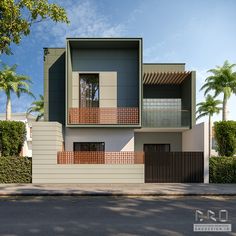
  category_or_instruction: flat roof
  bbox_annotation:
[68,38,142,49]
[143,63,186,65]
[66,37,142,40]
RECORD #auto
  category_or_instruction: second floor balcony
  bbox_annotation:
[142,99,191,128]
[68,107,139,125]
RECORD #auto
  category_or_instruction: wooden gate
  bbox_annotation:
[145,152,204,183]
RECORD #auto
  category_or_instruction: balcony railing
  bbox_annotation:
[57,151,144,164]
[142,109,190,128]
[68,107,139,125]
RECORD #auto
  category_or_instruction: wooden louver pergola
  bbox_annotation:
[143,71,191,85]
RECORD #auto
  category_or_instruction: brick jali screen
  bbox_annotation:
[57,151,144,164]
[68,107,139,125]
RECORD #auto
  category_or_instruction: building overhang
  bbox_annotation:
[143,71,191,85]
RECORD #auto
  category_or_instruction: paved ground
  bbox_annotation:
[0,196,235,236]
[0,183,236,196]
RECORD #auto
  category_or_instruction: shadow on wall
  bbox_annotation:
[48,52,66,125]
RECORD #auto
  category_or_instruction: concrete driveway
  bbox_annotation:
[0,196,235,236]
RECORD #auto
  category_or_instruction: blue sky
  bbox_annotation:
[1,0,236,123]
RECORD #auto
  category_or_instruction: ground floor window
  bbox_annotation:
[143,144,170,152]
[73,142,105,151]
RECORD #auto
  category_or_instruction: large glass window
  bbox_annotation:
[143,98,182,127]
[80,74,99,107]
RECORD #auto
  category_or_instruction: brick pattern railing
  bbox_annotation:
[57,151,144,164]
[68,107,139,125]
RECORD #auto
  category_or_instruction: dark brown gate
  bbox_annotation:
[145,152,204,183]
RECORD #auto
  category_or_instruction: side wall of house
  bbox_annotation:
[44,48,66,125]
[32,122,144,183]
[182,122,209,183]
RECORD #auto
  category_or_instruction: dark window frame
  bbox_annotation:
[73,142,105,151]
[143,144,171,152]
[79,73,99,108]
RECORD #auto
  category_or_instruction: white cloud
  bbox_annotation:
[34,0,125,46]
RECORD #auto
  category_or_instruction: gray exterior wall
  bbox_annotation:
[143,63,185,73]
[71,48,139,107]
[134,132,182,152]
[44,48,65,125]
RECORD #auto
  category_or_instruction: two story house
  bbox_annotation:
[32,38,208,184]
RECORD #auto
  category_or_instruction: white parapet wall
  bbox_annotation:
[182,122,209,183]
[32,122,144,183]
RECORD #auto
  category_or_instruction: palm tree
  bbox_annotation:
[196,95,222,157]
[201,60,236,121]
[0,62,35,120]
[27,95,44,121]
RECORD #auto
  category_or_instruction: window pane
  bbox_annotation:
[80,74,99,107]
[74,142,105,151]
[144,144,170,152]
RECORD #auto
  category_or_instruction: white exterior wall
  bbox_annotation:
[32,122,144,183]
[65,128,134,151]
[182,122,209,183]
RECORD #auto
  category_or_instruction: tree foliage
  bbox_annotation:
[196,95,222,120]
[27,94,44,121]
[0,62,35,120]
[214,121,236,157]
[201,60,236,120]
[210,156,236,183]
[0,0,69,54]
[0,121,26,156]
[0,156,31,183]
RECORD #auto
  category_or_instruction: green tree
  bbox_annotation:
[0,0,69,54]
[196,95,222,157]
[0,62,35,120]
[201,60,236,121]
[27,94,44,121]
[214,121,236,157]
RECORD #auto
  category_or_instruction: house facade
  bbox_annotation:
[32,38,208,183]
